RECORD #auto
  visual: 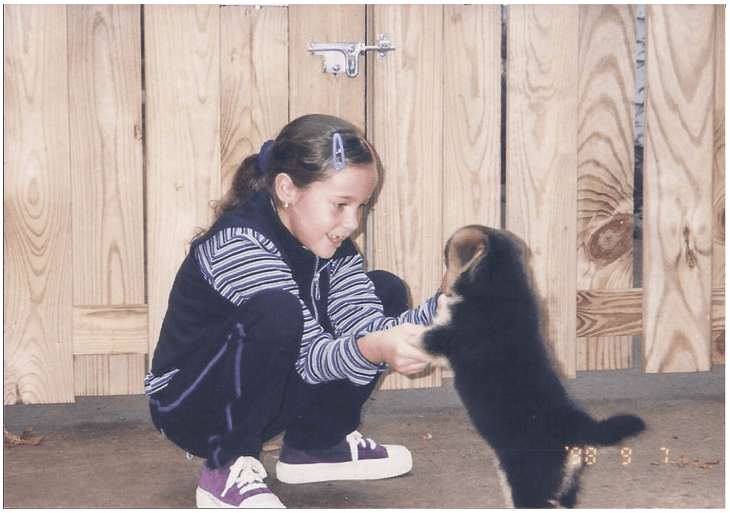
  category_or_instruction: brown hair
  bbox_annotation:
[214,114,383,218]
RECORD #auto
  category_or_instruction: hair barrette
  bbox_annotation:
[332,133,346,171]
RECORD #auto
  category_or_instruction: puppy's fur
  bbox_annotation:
[420,226,645,508]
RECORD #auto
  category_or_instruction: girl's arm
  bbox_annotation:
[197,228,402,386]
[327,253,441,336]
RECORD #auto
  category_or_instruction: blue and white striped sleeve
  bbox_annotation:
[196,228,299,302]
[327,254,440,338]
[194,228,383,386]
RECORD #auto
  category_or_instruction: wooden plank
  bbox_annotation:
[712,6,725,366]
[4,5,75,404]
[144,5,221,357]
[220,5,289,189]
[289,4,366,125]
[67,5,145,398]
[74,354,146,396]
[442,4,502,237]
[506,5,579,378]
[643,5,715,373]
[369,5,444,390]
[73,306,148,355]
[576,5,636,371]
[68,5,145,307]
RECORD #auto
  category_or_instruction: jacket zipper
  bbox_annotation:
[311,257,327,323]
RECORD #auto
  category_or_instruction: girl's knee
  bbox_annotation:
[233,289,303,353]
[367,270,409,317]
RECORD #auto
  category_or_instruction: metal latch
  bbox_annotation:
[308,34,395,78]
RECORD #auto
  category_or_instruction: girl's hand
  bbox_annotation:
[357,323,430,375]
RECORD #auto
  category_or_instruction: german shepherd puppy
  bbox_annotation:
[418,225,645,508]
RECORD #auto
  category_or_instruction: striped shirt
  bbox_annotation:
[145,190,439,395]
[191,227,437,386]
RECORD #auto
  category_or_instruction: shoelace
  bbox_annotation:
[345,430,377,461]
[221,457,269,498]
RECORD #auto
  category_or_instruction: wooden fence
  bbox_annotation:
[4,4,724,404]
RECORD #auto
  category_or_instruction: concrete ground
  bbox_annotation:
[3,363,725,509]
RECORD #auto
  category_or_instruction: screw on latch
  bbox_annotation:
[308,34,395,78]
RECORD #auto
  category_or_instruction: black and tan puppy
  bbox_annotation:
[420,225,645,508]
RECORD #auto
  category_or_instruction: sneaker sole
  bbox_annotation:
[275,445,413,484]
[196,487,286,508]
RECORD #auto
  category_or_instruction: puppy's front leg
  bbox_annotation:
[412,293,456,369]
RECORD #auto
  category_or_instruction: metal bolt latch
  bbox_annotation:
[308,34,395,78]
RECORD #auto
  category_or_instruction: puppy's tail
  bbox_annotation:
[583,414,645,447]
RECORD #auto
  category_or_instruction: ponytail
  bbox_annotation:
[213,154,267,218]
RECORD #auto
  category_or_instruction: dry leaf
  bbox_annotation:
[4,427,44,448]
[657,454,720,470]
[675,455,720,470]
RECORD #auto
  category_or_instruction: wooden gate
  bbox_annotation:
[4,4,725,404]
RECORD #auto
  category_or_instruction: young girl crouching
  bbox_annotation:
[146,114,439,508]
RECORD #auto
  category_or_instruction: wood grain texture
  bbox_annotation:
[144,5,221,356]
[369,5,444,390]
[576,289,643,339]
[506,5,579,378]
[643,5,715,373]
[4,5,75,404]
[711,287,725,365]
[576,5,636,371]
[712,6,725,366]
[74,354,146,396]
[289,4,366,125]
[68,5,144,307]
[220,5,289,189]
[73,306,148,355]
[442,4,502,237]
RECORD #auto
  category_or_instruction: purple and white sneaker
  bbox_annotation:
[196,456,285,508]
[275,430,412,484]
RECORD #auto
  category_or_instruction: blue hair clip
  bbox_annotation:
[332,133,346,171]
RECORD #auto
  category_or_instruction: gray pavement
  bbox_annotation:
[3,363,725,509]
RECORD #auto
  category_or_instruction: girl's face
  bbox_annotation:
[278,164,378,259]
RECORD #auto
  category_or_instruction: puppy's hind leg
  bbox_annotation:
[554,456,583,508]
[499,452,562,509]
[495,464,515,508]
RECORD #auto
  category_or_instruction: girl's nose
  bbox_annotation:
[344,207,360,231]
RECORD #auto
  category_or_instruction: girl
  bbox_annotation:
[146,114,439,508]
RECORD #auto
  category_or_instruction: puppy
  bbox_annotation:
[419,225,645,508]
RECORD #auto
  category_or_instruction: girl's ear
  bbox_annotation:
[274,173,298,206]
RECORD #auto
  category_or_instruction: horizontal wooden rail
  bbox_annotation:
[72,289,724,355]
[577,287,725,339]
[73,306,149,355]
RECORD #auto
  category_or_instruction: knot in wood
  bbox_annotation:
[587,214,632,264]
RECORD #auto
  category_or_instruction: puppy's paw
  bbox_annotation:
[413,331,451,369]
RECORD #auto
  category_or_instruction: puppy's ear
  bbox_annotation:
[461,238,487,283]
[443,227,489,293]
